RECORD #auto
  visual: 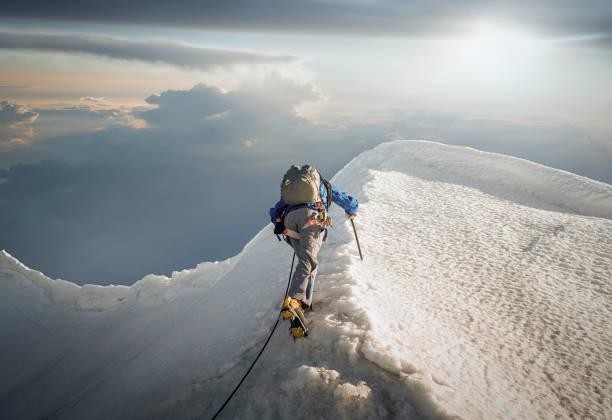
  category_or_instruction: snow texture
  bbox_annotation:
[1,140,611,419]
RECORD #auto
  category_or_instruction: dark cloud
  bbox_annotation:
[1,78,610,286]
[2,1,612,42]
[0,31,298,70]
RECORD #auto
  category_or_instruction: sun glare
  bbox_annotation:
[452,22,540,82]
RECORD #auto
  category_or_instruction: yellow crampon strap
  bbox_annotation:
[282,297,301,310]
[290,326,305,338]
[281,297,301,320]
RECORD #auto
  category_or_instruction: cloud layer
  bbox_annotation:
[1,78,610,286]
[0,31,297,70]
[2,1,612,41]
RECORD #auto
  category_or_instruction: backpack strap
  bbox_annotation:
[321,178,333,209]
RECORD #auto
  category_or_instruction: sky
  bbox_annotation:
[1,1,611,285]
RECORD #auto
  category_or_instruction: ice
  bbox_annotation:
[1,140,611,419]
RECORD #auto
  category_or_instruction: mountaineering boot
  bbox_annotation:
[289,318,307,338]
[281,297,309,338]
[301,301,312,312]
[281,297,302,320]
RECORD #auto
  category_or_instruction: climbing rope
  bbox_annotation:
[210,252,296,420]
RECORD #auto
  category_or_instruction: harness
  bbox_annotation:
[275,177,333,242]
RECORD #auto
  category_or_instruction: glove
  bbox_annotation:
[346,213,356,220]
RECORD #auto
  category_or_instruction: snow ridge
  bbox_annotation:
[1,140,611,419]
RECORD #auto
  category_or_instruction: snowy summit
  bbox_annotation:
[1,140,611,419]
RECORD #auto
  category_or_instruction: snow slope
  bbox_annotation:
[1,140,611,419]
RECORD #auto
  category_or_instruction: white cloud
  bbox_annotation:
[0,100,38,150]
[0,100,38,126]
[80,96,110,104]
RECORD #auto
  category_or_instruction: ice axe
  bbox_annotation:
[350,217,363,260]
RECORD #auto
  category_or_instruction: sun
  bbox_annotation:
[452,22,540,82]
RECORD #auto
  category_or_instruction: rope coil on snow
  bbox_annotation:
[210,252,296,420]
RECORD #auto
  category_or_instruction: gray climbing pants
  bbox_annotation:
[284,207,324,306]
